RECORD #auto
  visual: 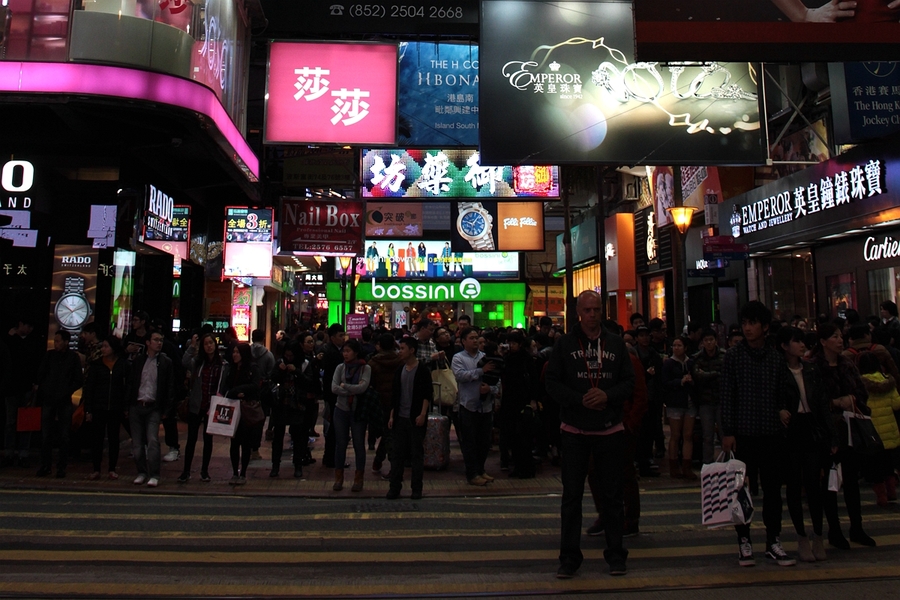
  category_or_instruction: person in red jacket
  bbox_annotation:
[586,350,648,538]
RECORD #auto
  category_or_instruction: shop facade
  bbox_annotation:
[634,206,675,329]
[720,136,899,322]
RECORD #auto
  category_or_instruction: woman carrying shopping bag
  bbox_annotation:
[222,343,262,485]
[855,351,900,507]
[811,323,875,548]
[330,339,372,492]
[179,333,226,483]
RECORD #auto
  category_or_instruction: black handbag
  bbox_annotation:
[240,399,266,428]
[847,411,884,456]
[353,386,382,425]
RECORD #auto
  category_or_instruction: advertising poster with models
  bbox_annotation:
[48,245,99,349]
[479,1,764,166]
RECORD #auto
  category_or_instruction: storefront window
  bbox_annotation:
[572,264,601,296]
[827,273,857,320]
[868,267,900,317]
[758,251,815,322]
[648,275,666,323]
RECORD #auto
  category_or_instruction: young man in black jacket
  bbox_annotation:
[127,332,174,487]
[386,337,433,500]
[545,291,635,579]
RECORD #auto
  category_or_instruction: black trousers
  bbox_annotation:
[733,434,789,543]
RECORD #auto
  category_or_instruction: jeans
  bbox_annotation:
[183,412,213,475]
[590,430,639,527]
[457,406,492,481]
[4,395,31,458]
[560,430,628,568]
[333,406,367,471]
[90,408,122,473]
[322,400,336,467]
[40,402,73,470]
[698,403,722,464]
[130,404,162,478]
[733,435,788,543]
[389,418,426,493]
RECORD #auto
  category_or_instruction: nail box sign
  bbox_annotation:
[265,41,399,146]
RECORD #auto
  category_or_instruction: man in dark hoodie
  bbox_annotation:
[545,290,635,579]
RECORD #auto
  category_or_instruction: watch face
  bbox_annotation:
[56,295,89,328]
[460,211,486,237]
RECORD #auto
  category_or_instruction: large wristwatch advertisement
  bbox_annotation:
[456,201,496,251]
[48,245,98,350]
[55,276,92,333]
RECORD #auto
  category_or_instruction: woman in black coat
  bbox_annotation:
[221,343,261,485]
[83,336,128,480]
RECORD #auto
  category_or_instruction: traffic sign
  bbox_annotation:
[703,251,749,260]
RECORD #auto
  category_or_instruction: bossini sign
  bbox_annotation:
[370,277,482,301]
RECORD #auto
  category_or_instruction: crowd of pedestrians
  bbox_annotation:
[2,297,899,580]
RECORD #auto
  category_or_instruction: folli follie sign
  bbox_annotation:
[279,197,364,256]
[48,244,99,349]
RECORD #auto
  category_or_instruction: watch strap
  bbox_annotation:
[64,276,85,295]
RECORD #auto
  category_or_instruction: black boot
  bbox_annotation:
[269,465,279,478]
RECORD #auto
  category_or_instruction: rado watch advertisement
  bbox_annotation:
[479,1,765,165]
[48,245,98,349]
[450,201,544,253]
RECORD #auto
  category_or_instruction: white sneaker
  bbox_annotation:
[162,448,180,462]
[146,477,159,488]
[133,474,147,485]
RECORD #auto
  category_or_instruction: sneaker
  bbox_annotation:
[235,476,247,485]
[88,471,101,481]
[293,467,304,479]
[146,477,159,488]
[229,475,240,485]
[162,448,180,462]
[586,519,605,536]
[765,539,796,566]
[738,537,756,567]
[623,523,640,538]
[480,472,495,482]
[467,475,488,486]
[133,474,147,485]
[176,472,190,484]
[556,563,578,579]
[200,472,211,483]
[108,471,119,480]
[386,489,401,500]
[609,561,627,576]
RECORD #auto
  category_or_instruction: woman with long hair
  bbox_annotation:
[269,343,307,479]
[810,323,876,548]
[179,332,226,483]
[778,326,835,561]
[662,336,697,480]
[83,336,128,480]
[297,333,322,466]
[330,339,372,492]
[222,343,261,485]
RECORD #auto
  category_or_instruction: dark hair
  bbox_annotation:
[701,328,717,340]
[776,326,805,352]
[507,331,526,346]
[882,300,899,318]
[198,333,220,366]
[327,323,345,337]
[856,351,881,375]
[361,326,373,342]
[648,318,665,331]
[416,318,434,330]
[848,324,871,342]
[377,333,395,351]
[399,336,419,352]
[739,301,772,328]
[233,342,253,367]
[603,319,622,335]
[56,329,71,343]
[845,308,861,325]
[343,338,362,357]
[687,321,703,334]
[672,335,690,352]
[629,312,645,325]
[457,314,472,324]
[459,326,478,341]
[251,329,265,343]
[872,327,891,347]
[539,316,552,328]
[82,322,98,335]
[102,335,123,356]
[816,322,840,343]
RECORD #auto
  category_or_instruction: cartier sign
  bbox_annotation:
[863,235,900,263]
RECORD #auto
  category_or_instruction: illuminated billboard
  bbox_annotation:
[634,0,899,63]
[265,41,398,145]
[479,1,765,166]
[450,201,544,252]
[362,149,559,198]
[339,240,519,280]
[223,207,273,278]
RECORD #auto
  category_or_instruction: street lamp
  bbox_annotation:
[666,206,698,334]
[539,261,554,322]
[339,255,352,326]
